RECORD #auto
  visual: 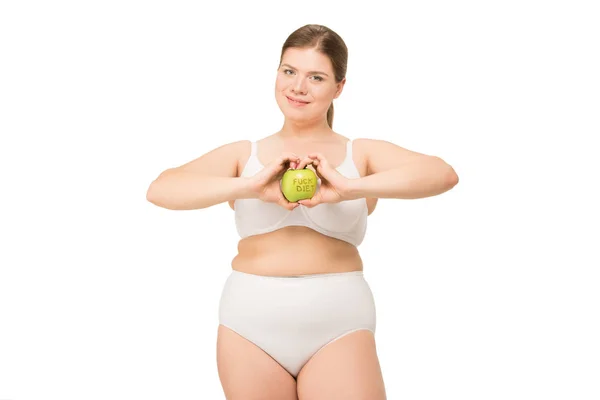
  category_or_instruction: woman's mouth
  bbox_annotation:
[286,96,310,106]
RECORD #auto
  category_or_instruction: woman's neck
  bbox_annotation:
[278,119,334,141]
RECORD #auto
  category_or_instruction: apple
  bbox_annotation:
[281,167,318,202]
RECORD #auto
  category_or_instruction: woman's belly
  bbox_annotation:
[231,226,363,276]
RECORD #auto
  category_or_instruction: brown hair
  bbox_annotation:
[279,24,348,129]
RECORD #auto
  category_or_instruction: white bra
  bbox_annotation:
[234,139,368,246]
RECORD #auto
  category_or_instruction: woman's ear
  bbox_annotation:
[334,78,346,99]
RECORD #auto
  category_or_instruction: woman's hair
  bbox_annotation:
[279,24,348,129]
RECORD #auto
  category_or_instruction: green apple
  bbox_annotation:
[281,167,318,202]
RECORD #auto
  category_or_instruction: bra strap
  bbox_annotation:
[346,139,353,162]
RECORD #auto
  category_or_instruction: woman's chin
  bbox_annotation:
[284,114,307,122]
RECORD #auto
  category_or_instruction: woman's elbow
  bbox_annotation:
[146,179,162,206]
[146,170,171,206]
[445,164,459,188]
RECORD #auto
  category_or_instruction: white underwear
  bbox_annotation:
[218,270,377,378]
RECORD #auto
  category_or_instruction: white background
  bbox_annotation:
[1,0,598,399]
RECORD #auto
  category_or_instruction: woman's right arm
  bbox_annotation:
[146,140,256,210]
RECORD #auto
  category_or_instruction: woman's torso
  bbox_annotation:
[229,133,377,277]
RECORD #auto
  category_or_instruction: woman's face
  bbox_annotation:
[275,47,345,122]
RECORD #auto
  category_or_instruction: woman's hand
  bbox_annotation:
[295,153,351,207]
[248,152,301,210]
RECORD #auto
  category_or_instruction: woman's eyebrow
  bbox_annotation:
[281,63,329,77]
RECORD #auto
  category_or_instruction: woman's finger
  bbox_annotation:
[277,152,300,166]
[296,156,313,170]
[308,153,330,171]
[307,156,328,180]
[308,152,327,164]
[270,153,300,174]
[279,196,299,210]
[298,195,320,208]
[287,153,303,169]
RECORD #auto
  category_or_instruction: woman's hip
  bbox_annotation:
[218,269,376,331]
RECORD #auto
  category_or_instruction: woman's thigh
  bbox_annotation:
[296,329,386,400]
[216,324,298,400]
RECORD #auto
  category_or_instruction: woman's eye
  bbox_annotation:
[283,69,323,81]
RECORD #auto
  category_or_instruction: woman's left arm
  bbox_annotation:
[345,139,459,200]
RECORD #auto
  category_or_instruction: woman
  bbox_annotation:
[147,24,458,400]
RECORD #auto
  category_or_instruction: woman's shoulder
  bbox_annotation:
[336,133,374,145]
[347,136,376,159]
[329,132,374,150]
[351,137,402,155]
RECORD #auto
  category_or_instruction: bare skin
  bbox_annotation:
[146,46,457,400]
[218,133,384,399]
[228,132,378,277]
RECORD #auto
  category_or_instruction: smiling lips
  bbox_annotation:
[286,96,310,106]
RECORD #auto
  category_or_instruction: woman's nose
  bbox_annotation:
[292,78,307,94]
